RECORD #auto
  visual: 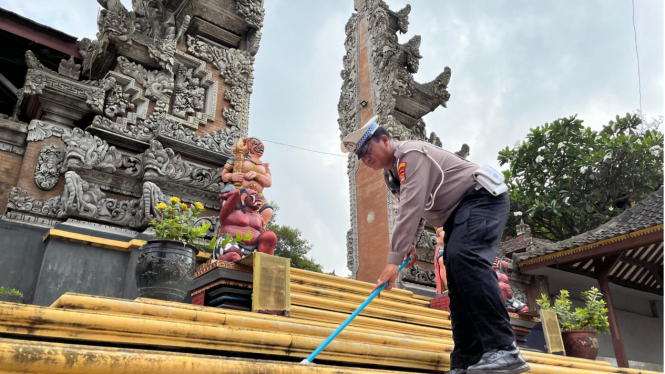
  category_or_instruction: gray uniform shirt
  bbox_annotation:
[383,141,479,265]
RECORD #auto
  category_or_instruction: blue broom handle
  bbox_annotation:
[302,256,410,364]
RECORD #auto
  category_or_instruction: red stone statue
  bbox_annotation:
[215,188,277,263]
[493,259,529,314]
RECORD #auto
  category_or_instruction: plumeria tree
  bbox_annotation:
[499,113,663,241]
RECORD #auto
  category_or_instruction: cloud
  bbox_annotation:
[1,0,662,277]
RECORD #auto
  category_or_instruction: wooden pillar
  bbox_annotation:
[595,256,629,368]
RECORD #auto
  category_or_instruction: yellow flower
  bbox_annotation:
[181,204,189,210]
[167,206,173,211]
[156,203,167,210]
[606,322,609,326]
[170,197,181,204]
[195,202,204,210]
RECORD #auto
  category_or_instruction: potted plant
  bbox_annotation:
[135,197,212,302]
[537,287,610,360]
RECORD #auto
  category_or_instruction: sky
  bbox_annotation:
[1,0,662,276]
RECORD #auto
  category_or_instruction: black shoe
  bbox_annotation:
[445,369,467,374]
[466,342,530,374]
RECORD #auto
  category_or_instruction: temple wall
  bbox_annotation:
[0,150,23,213]
[0,0,266,306]
[0,220,48,304]
[32,238,134,306]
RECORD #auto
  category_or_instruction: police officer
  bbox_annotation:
[341,116,530,374]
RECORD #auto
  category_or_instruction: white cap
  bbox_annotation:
[340,115,380,153]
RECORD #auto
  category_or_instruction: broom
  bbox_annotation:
[300,256,411,364]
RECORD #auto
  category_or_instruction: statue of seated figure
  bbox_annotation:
[221,138,273,226]
[215,188,277,263]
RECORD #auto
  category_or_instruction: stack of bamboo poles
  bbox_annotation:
[0,270,659,373]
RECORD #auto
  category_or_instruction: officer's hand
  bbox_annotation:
[372,264,400,298]
[404,245,418,268]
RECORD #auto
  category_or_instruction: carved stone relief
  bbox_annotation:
[363,2,449,144]
[26,120,225,211]
[12,169,172,229]
[346,154,360,279]
[34,145,66,191]
[104,78,135,118]
[143,140,224,193]
[338,13,360,139]
[402,264,436,287]
[22,51,107,121]
[117,56,174,110]
[511,283,528,305]
[235,0,265,30]
[187,35,254,141]
[415,230,437,264]
[58,57,81,80]
[173,66,205,119]
[7,187,62,218]
[22,69,47,96]
[61,127,127,173]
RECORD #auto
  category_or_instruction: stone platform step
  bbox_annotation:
[0,293,658,373]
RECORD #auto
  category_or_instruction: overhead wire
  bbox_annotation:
[260,139,347,157]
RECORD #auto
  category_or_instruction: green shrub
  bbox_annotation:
[0,287,23,303]
[537,287,609,334]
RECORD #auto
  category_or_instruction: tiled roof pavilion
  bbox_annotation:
[516,187,663,295]
[516,186,663,368]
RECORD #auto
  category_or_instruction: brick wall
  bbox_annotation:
[0,150,24,213]
[354,15,392,284]
[430,293,451,312]
[355,163,390,284]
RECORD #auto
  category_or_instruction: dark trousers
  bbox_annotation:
[442,188,514,369]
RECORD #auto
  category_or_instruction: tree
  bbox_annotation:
[265,203,323,272]
[498,113,663,241]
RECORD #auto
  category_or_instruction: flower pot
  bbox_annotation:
[561,330,599,360]
[0,294,21,303]
[135,240,198,302]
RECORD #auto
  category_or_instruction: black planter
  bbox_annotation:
[135,240,198,302]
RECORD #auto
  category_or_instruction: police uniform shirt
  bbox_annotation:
[384,141,479,265]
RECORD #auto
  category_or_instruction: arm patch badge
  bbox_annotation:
[398,162,407,183]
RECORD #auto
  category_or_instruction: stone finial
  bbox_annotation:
[455,144,470,159]
[516,219,531,237]
[58,57,81,80]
